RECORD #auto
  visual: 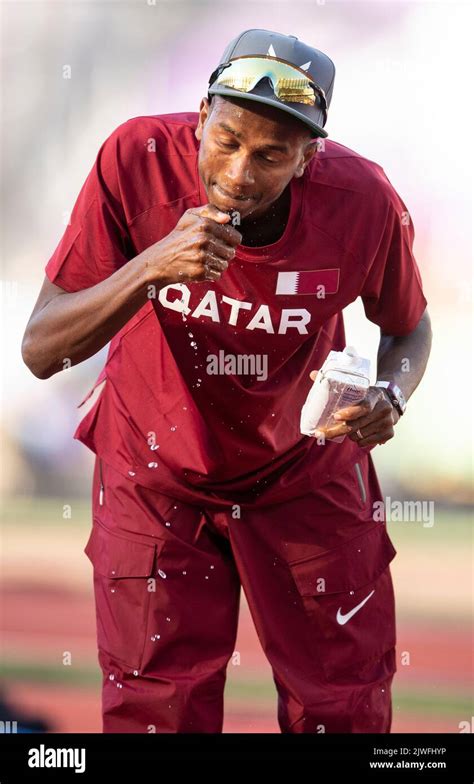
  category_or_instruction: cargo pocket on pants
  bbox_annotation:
[84,518,166,671]
[288,524,397,682]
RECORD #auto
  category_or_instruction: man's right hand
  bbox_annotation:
[143,204,243,286]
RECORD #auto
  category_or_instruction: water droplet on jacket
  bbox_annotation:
[158,569,167,579]
[128,470,136,476]
[148,462,158,468]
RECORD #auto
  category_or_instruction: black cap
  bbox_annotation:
[208,28,336,139]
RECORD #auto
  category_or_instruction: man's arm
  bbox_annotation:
[21,205,240,380]
[21,260,157,380]
[374,306,432,401]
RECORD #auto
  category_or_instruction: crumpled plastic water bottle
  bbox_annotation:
[300,346,371,442]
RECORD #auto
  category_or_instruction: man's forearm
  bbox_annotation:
[23,252,166,379]
[375,309,432,402]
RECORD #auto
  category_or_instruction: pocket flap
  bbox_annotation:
[288,524,396,597]
[84,519,163,578]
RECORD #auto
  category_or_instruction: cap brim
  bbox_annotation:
[208,84,328,139]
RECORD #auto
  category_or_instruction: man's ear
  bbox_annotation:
[294,139,318,177]
[195,96,211,142]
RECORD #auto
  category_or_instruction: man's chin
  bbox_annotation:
[217,201,262,223]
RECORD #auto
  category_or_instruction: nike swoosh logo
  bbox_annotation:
[336,589,375,625]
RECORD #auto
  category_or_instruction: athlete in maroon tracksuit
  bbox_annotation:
[24,30,431,733]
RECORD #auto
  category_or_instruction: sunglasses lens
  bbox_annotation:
[273,77,316,104]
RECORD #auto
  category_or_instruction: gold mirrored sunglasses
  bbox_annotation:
[209,55,327,121]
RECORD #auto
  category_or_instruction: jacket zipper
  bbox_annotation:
[354,462,367,504]
[99,458,104,506]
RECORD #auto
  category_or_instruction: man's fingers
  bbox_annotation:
[345,406,393,433]
[203,253,229,275]
[189,204,231,223]
[207,219,242,247]
[347,400,398,444]
[190,207,243,246]
[334,388,387,421]
[355,425,395,448]
[349,417,392,440]
[333,402,372,421]
[206,237,237,262]
[203,263,221,281]
[320,422,353,439]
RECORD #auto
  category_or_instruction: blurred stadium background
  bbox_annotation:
[1,0,472,732]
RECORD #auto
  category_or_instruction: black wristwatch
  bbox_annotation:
[374,381,407,416]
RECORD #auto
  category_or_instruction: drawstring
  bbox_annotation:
[99,458,104,506]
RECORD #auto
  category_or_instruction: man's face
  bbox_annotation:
[195,94,318,221]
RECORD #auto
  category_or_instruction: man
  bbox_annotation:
[22,29,432,733]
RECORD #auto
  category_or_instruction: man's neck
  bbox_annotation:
[238,183,291,248]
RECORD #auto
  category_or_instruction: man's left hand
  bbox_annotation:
[333,386,400,447]
[308,371,400,447]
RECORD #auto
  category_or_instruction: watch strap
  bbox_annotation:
[374,380,407,415]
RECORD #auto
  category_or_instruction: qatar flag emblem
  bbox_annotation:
[276,269,340,295]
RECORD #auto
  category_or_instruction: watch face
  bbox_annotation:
[376,382,406,413]
[392,384,407,412]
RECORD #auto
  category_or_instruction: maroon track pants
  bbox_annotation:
[85,452,397,733]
